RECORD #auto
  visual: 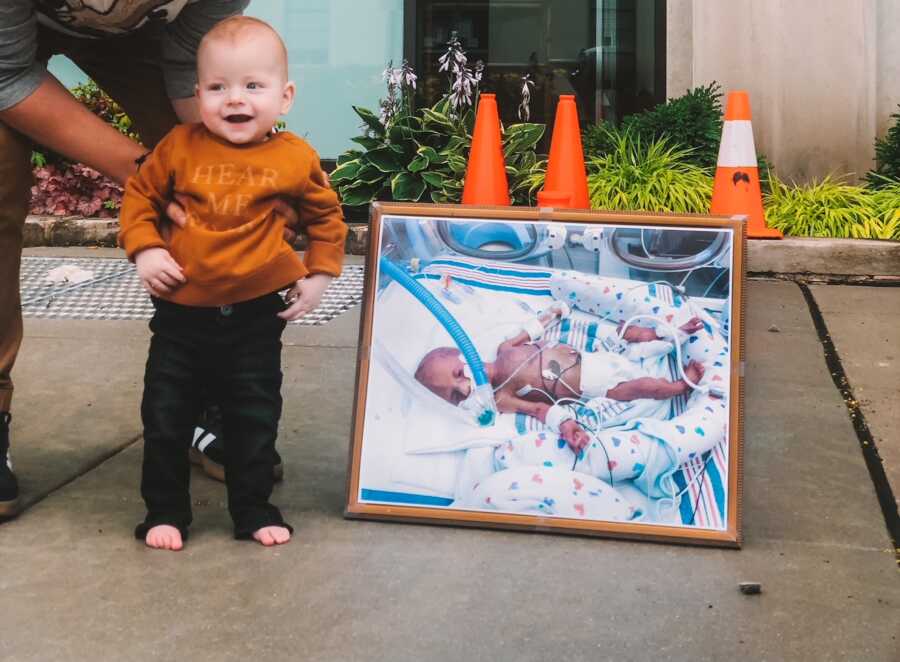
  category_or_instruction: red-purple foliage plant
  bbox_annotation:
[30,163,123,218]
[28,80,133,217]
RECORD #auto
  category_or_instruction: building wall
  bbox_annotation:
[667,0,900,183]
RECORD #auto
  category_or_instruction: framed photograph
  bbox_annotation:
[346,203,745,547]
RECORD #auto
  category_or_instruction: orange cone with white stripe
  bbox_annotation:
[710,91,782,238]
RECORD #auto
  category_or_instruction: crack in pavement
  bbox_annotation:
[796,281,900,564]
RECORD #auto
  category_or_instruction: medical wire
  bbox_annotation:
[617,313,705,392]
[463,273,715,509]
[501,314,711,499]
[636,228,729,295]
[488,313,565,396]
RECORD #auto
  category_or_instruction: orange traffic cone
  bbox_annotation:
[710,91,782,238]
[462,93,510,205]
[540,95,590,209]
[536,190,571,207]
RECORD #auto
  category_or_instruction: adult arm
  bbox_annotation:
[0,1,242,184]
[0,73,146,185]
[0,2,144,183]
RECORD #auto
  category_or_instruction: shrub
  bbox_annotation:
[29,80,136,216]
[30,163,123,218]
[584,83,723,170]
[866,105,900,189]
[868,185,900,238]
[583,82,774,193]
[764,174,900,241]
[585,127,713,213]
[71,80,141,142]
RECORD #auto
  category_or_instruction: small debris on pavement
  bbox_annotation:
[739,582,762,595]
[45,264,94,285]
[767,325,780,333]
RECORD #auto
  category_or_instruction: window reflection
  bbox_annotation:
[410,0,665,135]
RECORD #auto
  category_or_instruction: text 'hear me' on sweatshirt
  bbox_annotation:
[118,123,347,307]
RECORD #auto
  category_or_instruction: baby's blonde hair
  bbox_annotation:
[198,15,288,77]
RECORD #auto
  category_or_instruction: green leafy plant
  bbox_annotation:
[585,127,713,213]
[866,104,900,189]
[70,80,140,143]
[764,174,900,240]
[584,83,724,169]
[332,40,546,207]
[583,82,773,193]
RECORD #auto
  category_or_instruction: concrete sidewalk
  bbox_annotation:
[0,249,898,662]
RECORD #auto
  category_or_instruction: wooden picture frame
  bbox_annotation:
[346,203,745,547]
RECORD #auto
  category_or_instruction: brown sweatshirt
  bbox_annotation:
[119,123,346,306]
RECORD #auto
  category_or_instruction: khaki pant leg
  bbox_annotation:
[0,123,33,412]
[1,31,183,409]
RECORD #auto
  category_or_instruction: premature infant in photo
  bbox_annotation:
[415,303,705,451]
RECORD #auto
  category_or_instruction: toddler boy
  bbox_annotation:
[119,16,346,550]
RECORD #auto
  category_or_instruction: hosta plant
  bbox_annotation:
[332,37,546,207]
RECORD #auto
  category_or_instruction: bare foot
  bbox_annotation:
[252,525,291,546]
[145,524,183,551]
[619,323,658,343]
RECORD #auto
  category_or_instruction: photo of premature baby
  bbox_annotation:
[354,214,737,533]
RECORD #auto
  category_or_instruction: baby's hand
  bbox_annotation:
[548,301,571,318]
[134,247,186,297]
[279,273,333,321]
[679,316,704,335]
[560,419,591,453]
[683,360,705,386]
[620,323,658,343]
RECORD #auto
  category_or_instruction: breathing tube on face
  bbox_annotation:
[379,256,498,427]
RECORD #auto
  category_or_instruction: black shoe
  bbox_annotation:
[189,416,283,484]
[0,412,20,519]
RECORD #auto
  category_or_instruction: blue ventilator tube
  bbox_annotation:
[379,256,497,426]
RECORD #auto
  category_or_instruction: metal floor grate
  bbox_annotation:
[20,257,364,325]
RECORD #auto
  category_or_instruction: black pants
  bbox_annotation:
[135,293,291,540]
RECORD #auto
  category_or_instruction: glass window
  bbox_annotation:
[48,56,88,88]
[247,0,404,160]
[49,3,404,162]
[409,0,664,131]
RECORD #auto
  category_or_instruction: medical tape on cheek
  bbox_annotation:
[462,361,476,394]
[522,317,545,341]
